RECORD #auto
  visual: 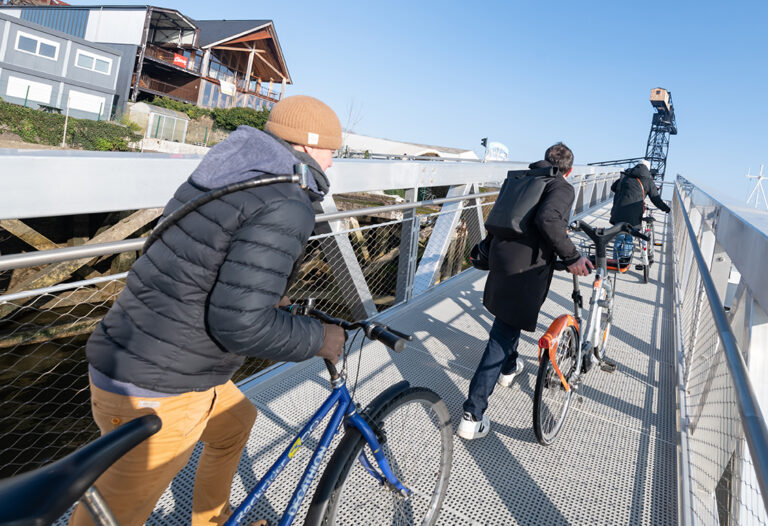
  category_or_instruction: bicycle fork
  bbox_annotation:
[226,381,410,526]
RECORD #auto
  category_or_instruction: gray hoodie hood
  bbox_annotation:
[189,125,330,201]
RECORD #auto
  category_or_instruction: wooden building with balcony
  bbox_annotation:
[0,4,292,115]
[195,20,291,111]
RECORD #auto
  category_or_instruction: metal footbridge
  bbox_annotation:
[0,151,766,525]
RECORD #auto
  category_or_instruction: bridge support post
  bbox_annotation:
[413,184,470,295]
[395,188,420,304]
[315,195,378,319]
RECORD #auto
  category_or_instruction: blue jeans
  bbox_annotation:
[613,233,634,263]
[463,317,521,420]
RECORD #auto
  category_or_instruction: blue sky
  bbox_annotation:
[89,0,767,202]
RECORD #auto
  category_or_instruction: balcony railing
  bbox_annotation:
[138,75,198,103]
[144,45,201,74]
[234,78,281,101]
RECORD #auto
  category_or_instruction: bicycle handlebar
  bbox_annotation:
[284,302,413,353]
[570,220,649,242]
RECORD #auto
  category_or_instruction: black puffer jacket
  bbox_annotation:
[609,164,670,227]
[87,127,327,393]
[484,161,581,331]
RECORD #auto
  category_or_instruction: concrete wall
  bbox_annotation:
[140,138,209,155]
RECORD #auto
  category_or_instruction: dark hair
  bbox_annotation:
[544,142,574,175]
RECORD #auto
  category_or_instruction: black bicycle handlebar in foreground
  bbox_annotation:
[0,414,162,526]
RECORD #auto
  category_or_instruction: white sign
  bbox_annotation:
[68,90,105,114]
[6,76,52,104]
[219,80,236,96]
[485,141,509,161]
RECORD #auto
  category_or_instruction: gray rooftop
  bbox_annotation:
[194,19,272,48]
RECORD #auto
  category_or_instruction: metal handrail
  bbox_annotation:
[0,168,621,272]
[0,191,496,272]
[0,167,622,272]
[674,180,768,513]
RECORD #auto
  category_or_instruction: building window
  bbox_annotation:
[75,50,112,75]
[15,31,59,60]
[202,82,212,107]
[210,84,219,107]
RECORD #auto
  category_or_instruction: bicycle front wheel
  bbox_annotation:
[533,325,578,445]
[308,387,452,526]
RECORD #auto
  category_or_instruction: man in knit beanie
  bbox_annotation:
[266,94,342,171]
[72,95,345,526]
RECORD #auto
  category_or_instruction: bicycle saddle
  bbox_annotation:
[0,414,161,526]
[642,216,656,222]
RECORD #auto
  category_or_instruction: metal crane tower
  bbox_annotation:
[588,87,678,183]
[646,87,677,183]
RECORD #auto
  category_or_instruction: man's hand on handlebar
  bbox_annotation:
[316,324,345,364]
[275,295,291,308]
[567,256,594,276]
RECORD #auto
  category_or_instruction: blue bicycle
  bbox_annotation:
[232,299,453,525]
[0,300,453,526]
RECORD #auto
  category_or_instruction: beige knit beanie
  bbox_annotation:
[265,95,342,150]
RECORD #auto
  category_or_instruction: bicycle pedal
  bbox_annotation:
[600,358,617,373]
[576,395,584,404]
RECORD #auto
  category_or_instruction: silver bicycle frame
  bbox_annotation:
[571,254,613,376]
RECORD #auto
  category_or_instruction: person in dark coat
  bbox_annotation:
[458,143,593,440]
[609,160,670,262]
[70,96,346,526]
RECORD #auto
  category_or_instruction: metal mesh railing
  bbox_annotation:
[672,185,768,525]
[0,281,123,479]
[0,192,496,477]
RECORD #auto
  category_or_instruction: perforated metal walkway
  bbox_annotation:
[138,206,678,525]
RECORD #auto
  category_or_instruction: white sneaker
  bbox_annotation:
[497,361,524,388]
[457,411,490,440]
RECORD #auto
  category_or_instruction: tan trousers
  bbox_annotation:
[69,380,258,526]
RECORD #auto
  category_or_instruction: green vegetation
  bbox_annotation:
[0,99,141,151]
[150,96,270,131]
[149,96,211,120]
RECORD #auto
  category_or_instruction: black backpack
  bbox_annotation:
[484,166,554,238]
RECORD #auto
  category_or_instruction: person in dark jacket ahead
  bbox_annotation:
[70,96,346,526]
[609,160,670,263]
[457,143,593,440]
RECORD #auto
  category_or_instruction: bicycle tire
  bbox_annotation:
[533,325,578,446]
[643,263,649,283]
[306,387,452,525]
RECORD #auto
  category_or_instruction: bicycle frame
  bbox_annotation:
[226,373,409,526]
[541,239,614,390]
[573,252,613,377]
[640,227,650,268]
